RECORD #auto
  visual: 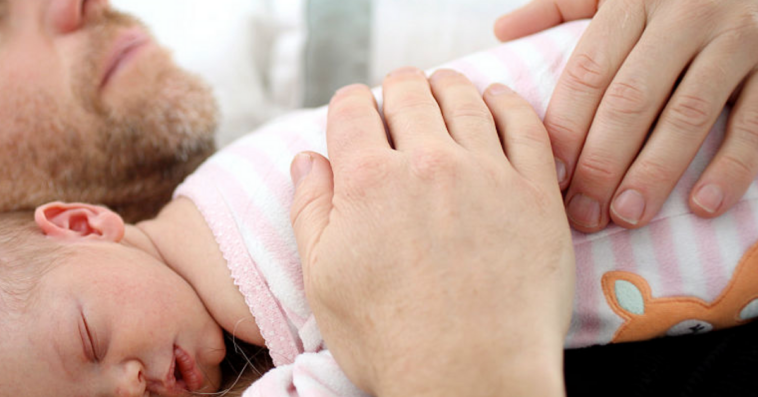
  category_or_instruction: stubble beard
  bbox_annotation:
[0,10,218,222]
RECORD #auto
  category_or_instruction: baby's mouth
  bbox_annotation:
[174,345,204,392]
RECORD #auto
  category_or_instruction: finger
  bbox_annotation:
[565,20,706,232]
[610,40,756,228]
[290,152,335,276]
[382,67,451,151]
[494,0,600,42]
[428,69,502,157]
[483,84,557,186]
[690,71,758,218]
[326,84,390,169]
[544,1,647,190]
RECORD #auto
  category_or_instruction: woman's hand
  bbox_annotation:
[495,0,758,232]
[289,68,574,397]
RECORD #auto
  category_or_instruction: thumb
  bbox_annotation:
[290,152,335,271]
[494,0,599,42]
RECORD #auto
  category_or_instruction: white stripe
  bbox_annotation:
[212,153,310,319]
[669,214,711,301]
[590,236,622,344]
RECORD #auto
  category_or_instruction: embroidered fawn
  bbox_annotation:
[602,242,758,343]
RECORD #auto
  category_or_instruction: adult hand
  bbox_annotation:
[289,68,575,397]
[495,0,758,232]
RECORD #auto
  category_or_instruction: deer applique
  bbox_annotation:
[602,242,758,343]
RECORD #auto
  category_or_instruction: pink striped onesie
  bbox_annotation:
[174,20,758,396]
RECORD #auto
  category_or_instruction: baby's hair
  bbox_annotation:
[206,333,273,396]
[0,211,71,316]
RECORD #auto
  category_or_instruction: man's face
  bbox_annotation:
[0,0,217,221]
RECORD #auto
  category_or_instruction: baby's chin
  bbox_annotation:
[194,319,227,393]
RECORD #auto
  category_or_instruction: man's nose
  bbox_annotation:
[113,359,148,397]
[46,0,109,34]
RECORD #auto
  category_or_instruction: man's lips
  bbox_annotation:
[100,29,151,88]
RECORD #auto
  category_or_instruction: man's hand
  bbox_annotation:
[289,68,574,396]
[496,0,758,232]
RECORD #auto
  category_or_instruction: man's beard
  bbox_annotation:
[1,10,218,222]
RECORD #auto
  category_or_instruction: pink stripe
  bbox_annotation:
[491,44,547,116]
[569,240,601,346]
[675,123,728,298]
[448,59,494,94]
[205,159,308,326]
[649,218,683,295]
[610,228,637,273]
[176,171,301,365]
[565,20,591,41]
[226,145,294,211]
[678,119,723,203]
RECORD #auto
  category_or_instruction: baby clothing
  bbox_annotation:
[174,20,758,396]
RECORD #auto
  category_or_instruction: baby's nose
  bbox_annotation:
[113,359,147,397]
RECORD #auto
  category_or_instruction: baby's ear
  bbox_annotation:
[34,202,125,242]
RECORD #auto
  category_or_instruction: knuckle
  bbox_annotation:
[510,125,551,151]
[575,153,619,186]
[602,80,652,117]
[544,113,586,146]
[564,52,609,92]
[447,103,495,125]
[343,153,393,190]
[383,96,438,120]
[716,14,758,52]
[329,99,372,124]
[431,69,470,87]
[291,186,326,227]
[732,108,758,147]
[719,153,755,181]
[409,147,459,180]
[666,93,714,130]
[673,0,720,23]
[632,158,678,187]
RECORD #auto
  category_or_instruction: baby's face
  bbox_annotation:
[0,241,226,396]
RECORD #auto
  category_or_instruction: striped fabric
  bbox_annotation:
[174,20,758,395]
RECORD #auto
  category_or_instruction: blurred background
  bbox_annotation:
[110,0,530,147]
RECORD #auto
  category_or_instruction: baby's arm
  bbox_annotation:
[140,197,266,346]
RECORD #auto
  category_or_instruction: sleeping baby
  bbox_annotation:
[2,20,758,397]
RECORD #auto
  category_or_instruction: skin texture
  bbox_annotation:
[0,204,227,397]
[9,199,265,396]
[289,69,575,397]
[0,0,218,222]
[495,0,758,232]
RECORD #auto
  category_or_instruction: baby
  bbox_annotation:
[2,20,758,397]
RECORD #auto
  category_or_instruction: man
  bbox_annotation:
[0,0,217,221]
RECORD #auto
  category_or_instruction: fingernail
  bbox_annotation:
[291,153,314,187]
[388,66,424,77]
[612,189,646,226]
[487,83,513,96]
[567,194,601,229]
[555,159,567,185]
[694,184,724,214]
